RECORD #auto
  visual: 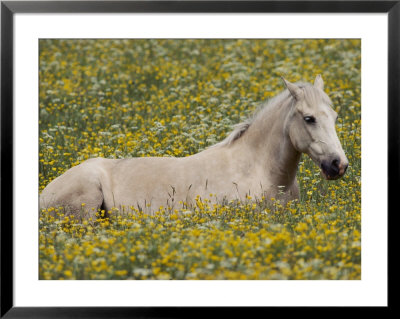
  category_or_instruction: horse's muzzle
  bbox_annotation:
[320,156,349,180]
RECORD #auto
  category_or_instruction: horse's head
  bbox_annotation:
[282,75,348,180]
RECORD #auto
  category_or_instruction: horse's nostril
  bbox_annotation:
[331,158,340,169]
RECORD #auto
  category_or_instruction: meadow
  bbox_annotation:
[39,39,361,280]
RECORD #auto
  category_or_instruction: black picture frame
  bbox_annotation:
[1,1,396,317]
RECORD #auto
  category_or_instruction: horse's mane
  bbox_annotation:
[213,82,331,148]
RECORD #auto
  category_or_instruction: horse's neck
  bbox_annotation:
[236,99,301,188]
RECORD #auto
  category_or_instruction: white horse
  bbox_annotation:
[40,75,348,217]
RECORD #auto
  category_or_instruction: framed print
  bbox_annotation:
[1,0,396,317]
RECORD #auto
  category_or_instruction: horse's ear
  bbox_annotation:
[314,74,324,91]
[281,77,303,100]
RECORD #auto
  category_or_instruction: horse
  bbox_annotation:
[40,75,349,218]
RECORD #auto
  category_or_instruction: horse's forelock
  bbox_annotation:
[302,84,332,107]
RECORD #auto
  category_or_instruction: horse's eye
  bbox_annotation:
[304,116,316,124]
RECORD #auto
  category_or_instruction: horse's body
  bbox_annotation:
[40,76,348,217]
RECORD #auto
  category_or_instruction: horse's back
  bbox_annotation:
[39,147,267,215]
[109,148,246,210]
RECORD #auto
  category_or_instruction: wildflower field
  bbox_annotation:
[39,39,361,280]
